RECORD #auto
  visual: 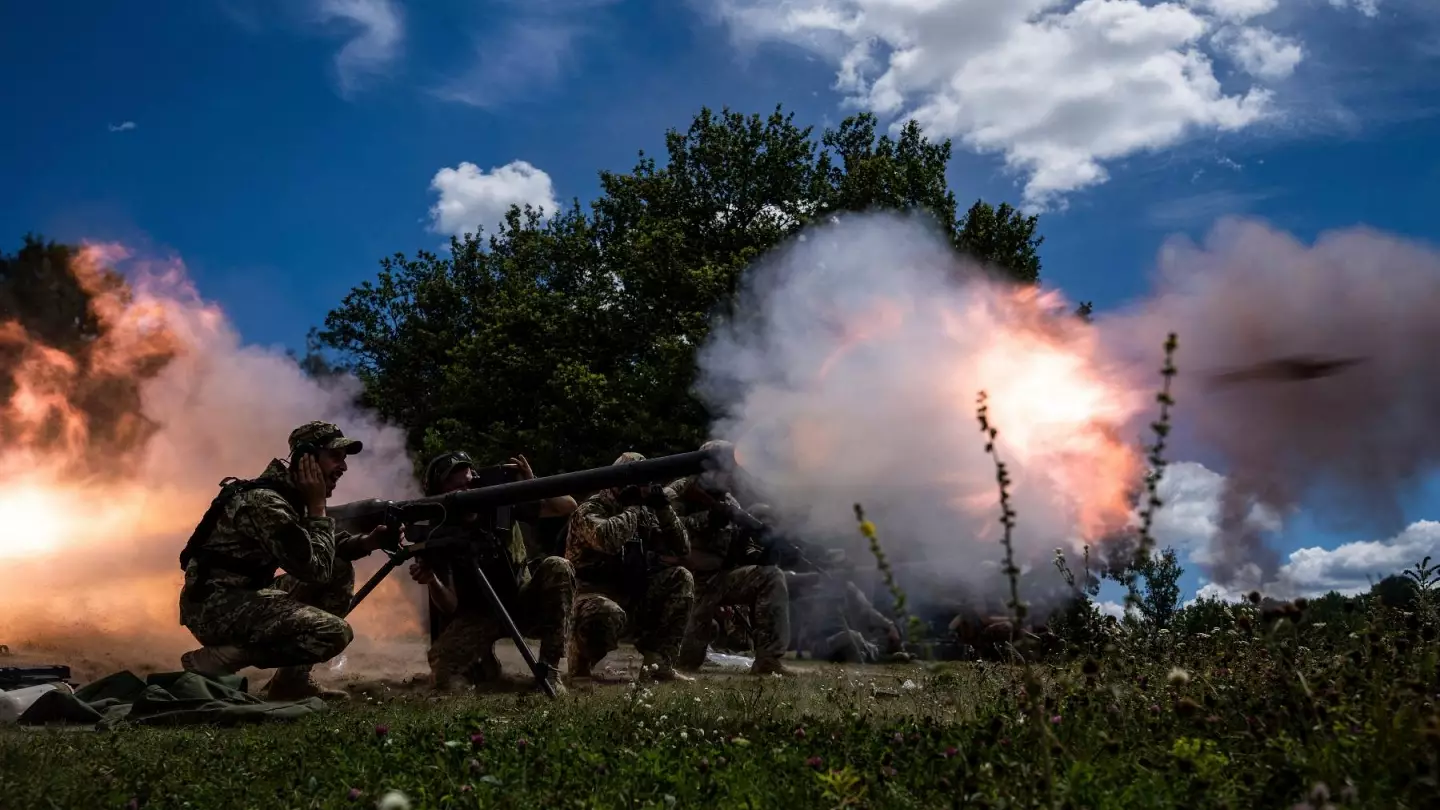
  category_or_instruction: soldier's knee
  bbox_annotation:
[656,565,695,595]
[536,556,575,583]
[313,618,354,660]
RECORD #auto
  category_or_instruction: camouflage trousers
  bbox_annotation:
[179,559,355,669]
[571,566,695,667]
[427,557,575,688]
[679,564,790,668]
[794,580,900,663]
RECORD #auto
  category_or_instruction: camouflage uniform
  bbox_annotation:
[795,579,904,664]
[423,522,575,691]
[665,446,794,676]
[565,452,694,679]
[178,422,367,696]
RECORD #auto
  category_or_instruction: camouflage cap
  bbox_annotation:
[613,451,647,465]
[288,421,363,455]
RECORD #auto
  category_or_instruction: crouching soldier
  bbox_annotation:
[566,452,695,682]
[667,441,796,677]
[408,450,575,694]
[177,421,396,700]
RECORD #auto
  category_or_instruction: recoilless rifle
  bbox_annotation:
[329,447,732,698]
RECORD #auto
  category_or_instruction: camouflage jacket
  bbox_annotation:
[180,459,367,598]
[663,474,751,564]
[565,490,689,587]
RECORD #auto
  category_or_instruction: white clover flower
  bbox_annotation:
[377,790,411,810]
[680,731,689,742]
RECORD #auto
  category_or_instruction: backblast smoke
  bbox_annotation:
[0,243,426,679]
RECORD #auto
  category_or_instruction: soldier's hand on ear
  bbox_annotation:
[293,454,328,513]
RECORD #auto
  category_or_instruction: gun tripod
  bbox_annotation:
[348,533,558,699]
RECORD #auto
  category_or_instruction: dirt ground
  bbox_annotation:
[2,635,869,697]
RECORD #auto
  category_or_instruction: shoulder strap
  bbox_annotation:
[178,476,305,570]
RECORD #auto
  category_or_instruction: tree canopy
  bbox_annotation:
[318,106,1046,473]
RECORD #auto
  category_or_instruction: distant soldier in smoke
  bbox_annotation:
[666,440,797,677]
[746,503,909,664]
[177,421,396,700]
[406,450,576,694]
[565,452,696,682]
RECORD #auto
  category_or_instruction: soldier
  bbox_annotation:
[566,452,695,682]
[406,450,575,694]
[666,440,796,677]
[177,421,397,700]
[794,579,909,664]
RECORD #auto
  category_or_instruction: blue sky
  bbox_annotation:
[3,0,1439,603]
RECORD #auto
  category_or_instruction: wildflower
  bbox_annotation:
[679,731,688,742]
[892,731,904,745]
[943,746,958,759]
[806,756,824,769]
[517,738,530,751]
[794,727,806,740]
[1050,715,1062,725]
[697,757,710,774]
[470,732,485,748]
[375,724,390,737]
[468,759,482,773]
[347,788,362,801]
[1167,667,1191,686]
[460,785,473,794]
[377,790,412,810]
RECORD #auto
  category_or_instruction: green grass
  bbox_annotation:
[4,598,1437,810]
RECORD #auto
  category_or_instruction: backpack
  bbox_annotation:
[179,476,305,598]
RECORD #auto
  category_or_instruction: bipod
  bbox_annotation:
[347,535,557,699]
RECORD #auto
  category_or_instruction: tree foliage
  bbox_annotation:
[318,106,1047,472]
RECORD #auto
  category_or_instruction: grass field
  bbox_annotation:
[4,594,1438,810]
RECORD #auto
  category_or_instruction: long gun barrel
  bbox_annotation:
[330,447,731,533]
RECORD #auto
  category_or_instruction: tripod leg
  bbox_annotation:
[467,562,557,698]
[348,556,402,614]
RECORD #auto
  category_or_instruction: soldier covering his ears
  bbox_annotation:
[177,421,398,701]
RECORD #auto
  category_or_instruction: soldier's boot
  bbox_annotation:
[750,656,798,678]
[263,665,350,702]
[467,652,504,685]
[180,645,252,677]
[641,653,694,682]
[676,639,708,672]
[565,635,594,680]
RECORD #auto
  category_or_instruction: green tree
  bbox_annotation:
[318,106,1047,471]
[1134,548,1185,630]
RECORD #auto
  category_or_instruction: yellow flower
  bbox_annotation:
[859,520,877,538]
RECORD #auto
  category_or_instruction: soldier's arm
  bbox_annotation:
[662,477,711,535]
[567,498,642,555]
[651,498,691,558]
[234,490,338,583]
[334,531,372,562]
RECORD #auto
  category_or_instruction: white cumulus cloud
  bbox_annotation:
[315,0,404,97]
[427,160,561,238]
[108,121,137,132]
[1195,520,1440,602]
[709,0,1378,209]
[1148,461,1282,564]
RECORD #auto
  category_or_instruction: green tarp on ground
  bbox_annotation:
[17,670,327,729]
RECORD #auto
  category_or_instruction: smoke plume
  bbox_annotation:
[0,243,427,679]
[1100,217,1440,586]
[697,212,1151,619]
